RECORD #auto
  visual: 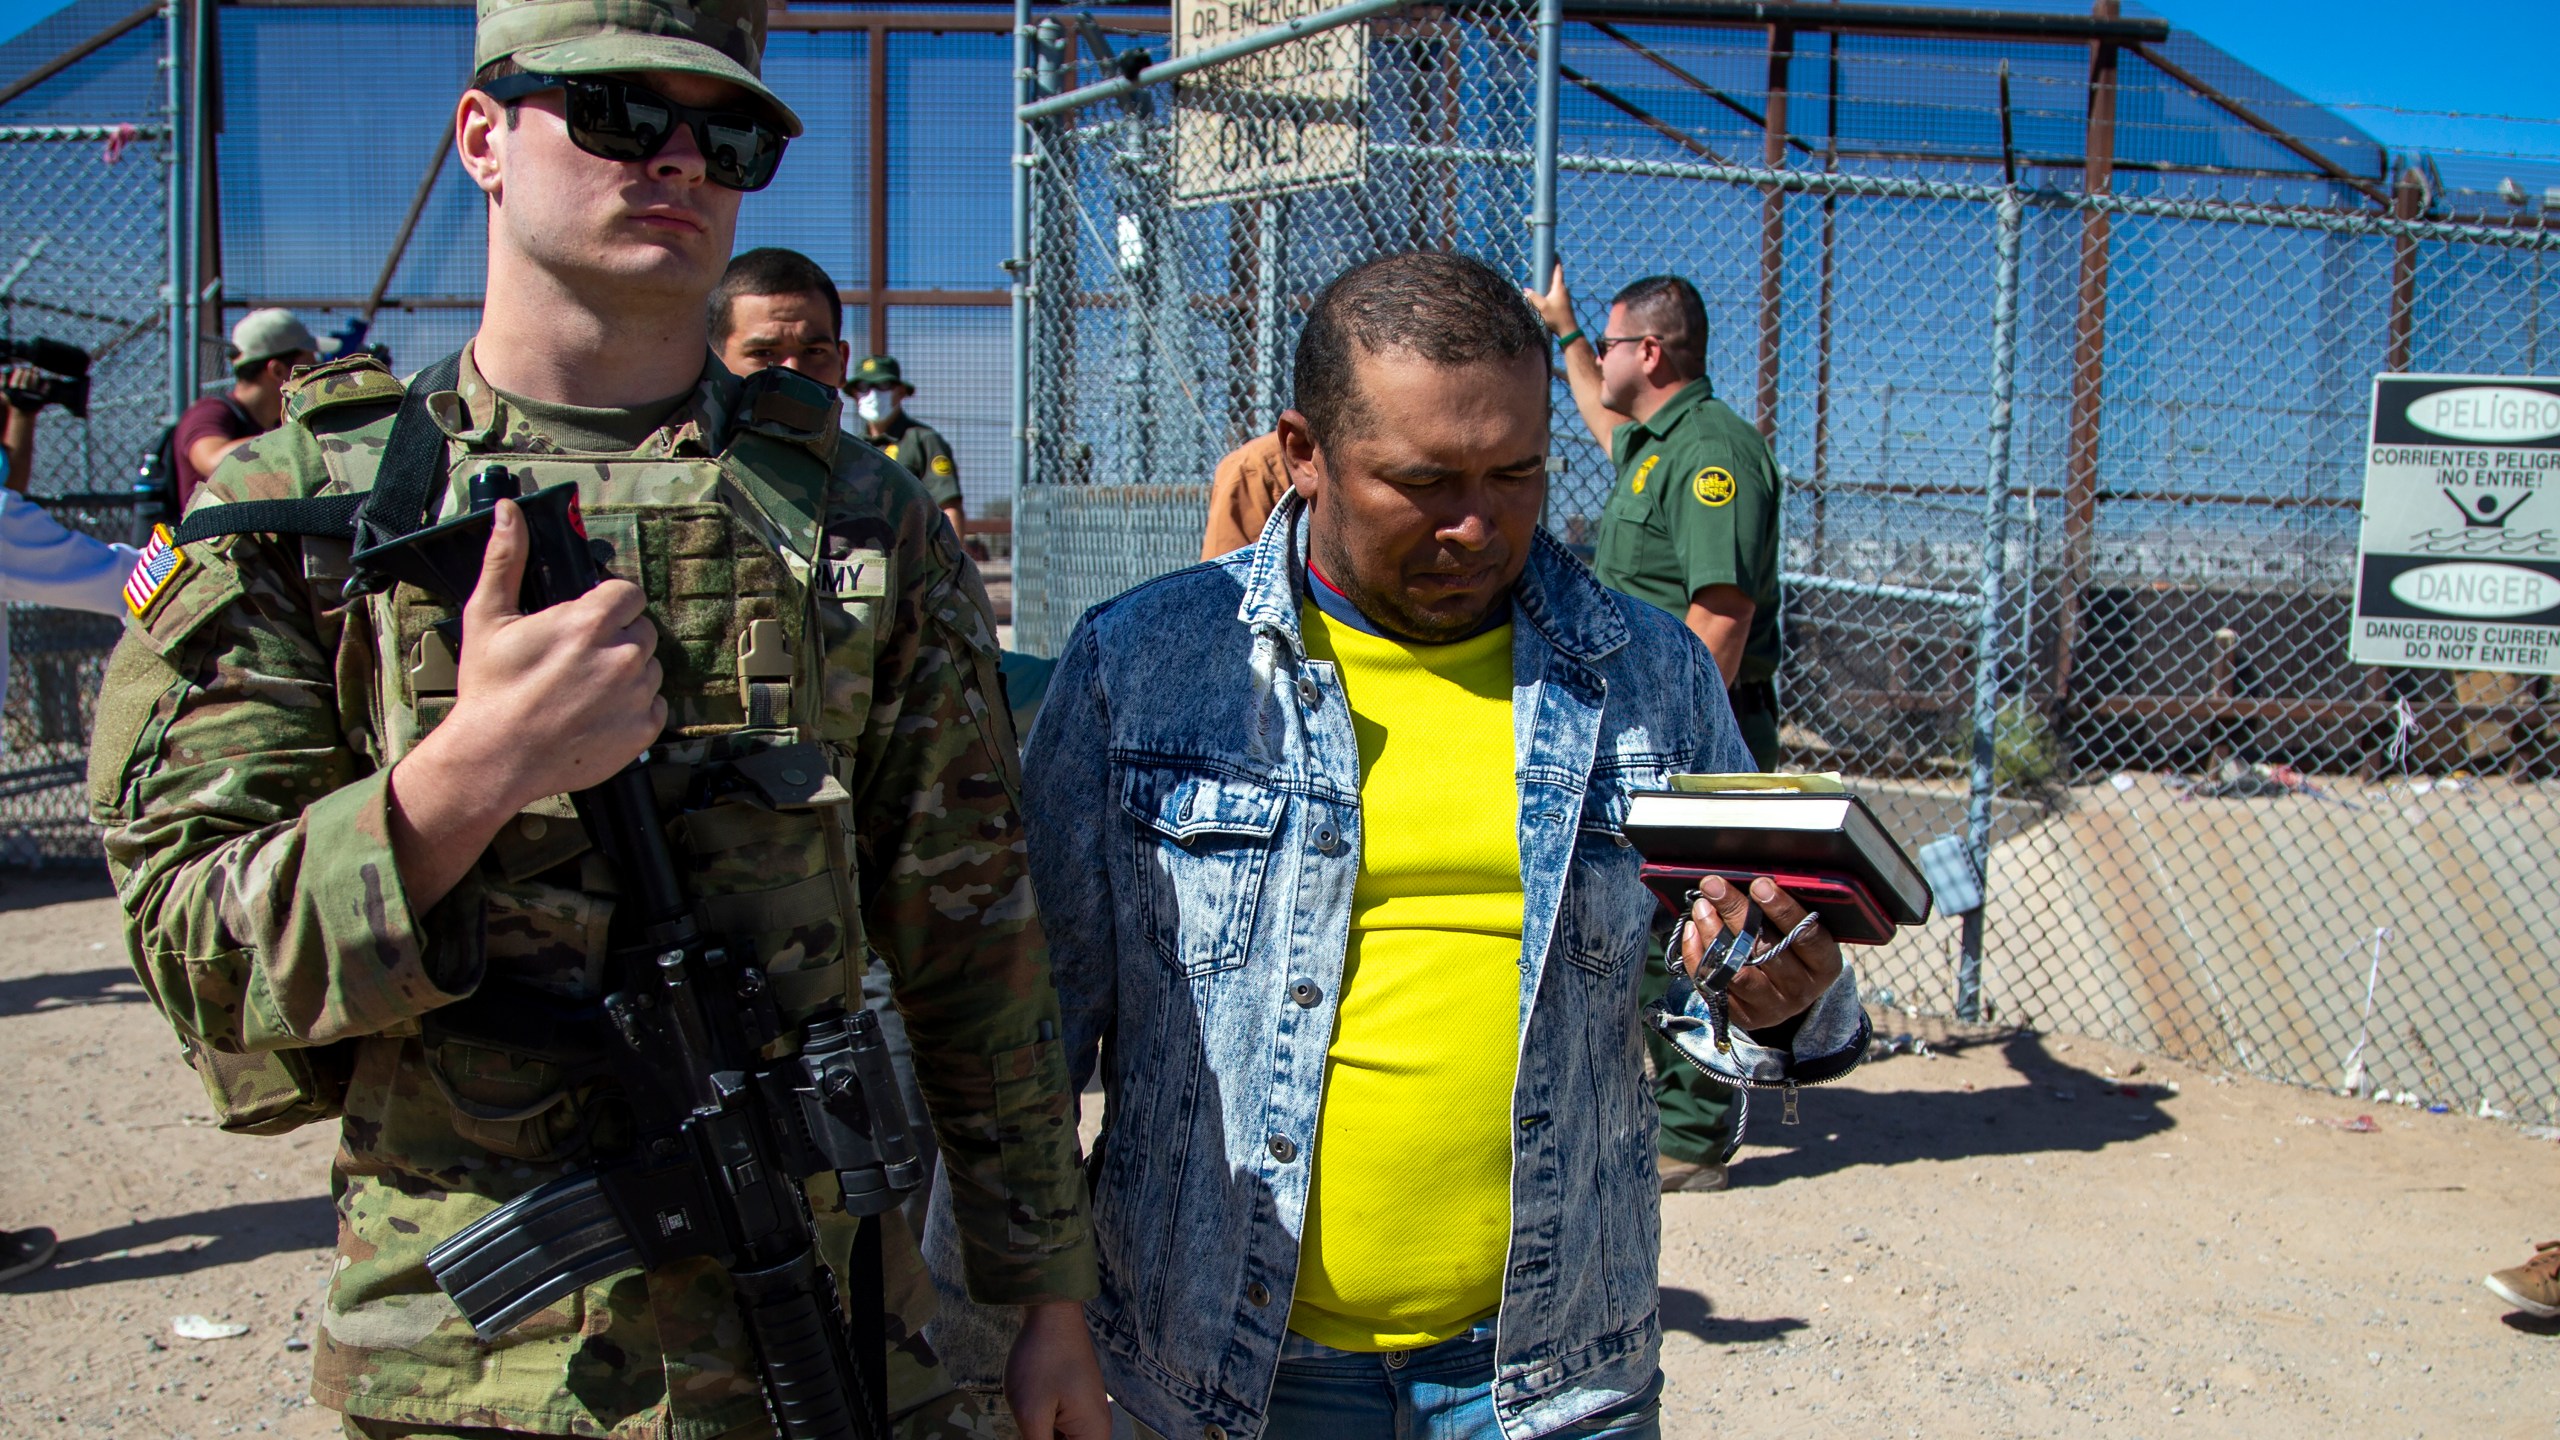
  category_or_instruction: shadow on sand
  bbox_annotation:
[1726,1033,2177,1188]
[1655,1286,1806,1346]
[0,965,146,1017]
[7,1195,336,1294]
[0,866,114,913]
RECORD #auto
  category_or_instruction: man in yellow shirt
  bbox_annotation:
[1289,546,1524,1350]
[1024,251,1866,1440]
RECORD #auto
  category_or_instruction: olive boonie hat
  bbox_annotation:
[476,0,804,137]
[850,355,907,389]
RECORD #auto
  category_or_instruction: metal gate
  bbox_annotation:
[1011,1,2560,1124]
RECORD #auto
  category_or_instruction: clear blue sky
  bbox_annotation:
[0,0,2553,162]
[0,0,73,50]
[2139,0,2560,163]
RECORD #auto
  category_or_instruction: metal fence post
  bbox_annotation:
[1958,183,2022,1023]
[1526,0,1560,287]
[1009,0,1033,509]
[183,0,212,399]
[161,0,184,425]
[1252,193,1287,427]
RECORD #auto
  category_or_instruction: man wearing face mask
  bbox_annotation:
[850,355,965,541]
[89,0,1104,1435]
[711,245,851,390]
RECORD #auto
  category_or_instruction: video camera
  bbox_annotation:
[0,336,90,418]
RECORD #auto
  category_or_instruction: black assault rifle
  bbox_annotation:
[358,470,921,1440]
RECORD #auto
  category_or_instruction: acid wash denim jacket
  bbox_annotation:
[1022,493,1867,1440]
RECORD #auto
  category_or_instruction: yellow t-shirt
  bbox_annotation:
[1289,605,1524,1352]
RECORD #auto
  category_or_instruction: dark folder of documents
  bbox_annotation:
[1622,785,1934,946]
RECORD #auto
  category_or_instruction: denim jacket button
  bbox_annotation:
[1246,1281,1271,1306]
[1205,1427,1227,1440]
[1297,675,1319,707]
[1267,1134,1297,1163]
[1315,825,1339,853]
[1290,979,1321,1007]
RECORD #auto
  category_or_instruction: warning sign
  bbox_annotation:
[1170,0,1367,207]
[2350,374,2560,675]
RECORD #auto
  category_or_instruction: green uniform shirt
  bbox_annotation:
[1591,377,1783,687]
[874,412,961,510]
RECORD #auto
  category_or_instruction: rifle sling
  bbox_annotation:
[171,351,463,548]
[170,491,364,545]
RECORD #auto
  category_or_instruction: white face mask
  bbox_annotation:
[854,390,897,425]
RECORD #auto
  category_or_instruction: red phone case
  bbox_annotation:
[1639,864,1900,946]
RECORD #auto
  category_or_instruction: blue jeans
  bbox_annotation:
[1261,1324,1664,1440]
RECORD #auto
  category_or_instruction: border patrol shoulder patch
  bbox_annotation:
[1693,466,1736,506]
[123,525,189,618]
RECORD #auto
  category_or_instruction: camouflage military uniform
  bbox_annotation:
[89,347,1093,1438]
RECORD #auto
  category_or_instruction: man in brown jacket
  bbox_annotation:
[1201,428,1288,559]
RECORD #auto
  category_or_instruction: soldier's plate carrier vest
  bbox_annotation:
[163,352,859,1137]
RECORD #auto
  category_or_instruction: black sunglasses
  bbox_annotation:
[477,72,788,192]
[1592,332,1662,358]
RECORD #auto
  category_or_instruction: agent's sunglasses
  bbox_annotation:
[476,72,788,192]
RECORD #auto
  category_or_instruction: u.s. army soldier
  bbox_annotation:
[86,1,1105,1436]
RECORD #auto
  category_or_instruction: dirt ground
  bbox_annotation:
[2,872,2551,1439]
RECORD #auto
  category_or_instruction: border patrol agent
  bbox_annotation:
[88,1,1106,1436]
[850,356,965,543]
[1528,265,1783,1193]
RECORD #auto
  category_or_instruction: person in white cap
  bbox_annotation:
[170,307,317,513]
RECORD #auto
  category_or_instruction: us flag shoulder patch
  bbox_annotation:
[123,524,189,618]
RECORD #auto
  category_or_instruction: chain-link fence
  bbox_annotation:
[1016,4,2560,1125]
[1772,171,2556,1126]
[1703,172,2560,1130]
[5,0,2554,1121]
[1015,0,1541,647]
[0,31,171,863]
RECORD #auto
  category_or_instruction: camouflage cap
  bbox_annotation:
[476,0,804,137]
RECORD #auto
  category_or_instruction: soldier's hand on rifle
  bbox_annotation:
[387,498,663,910]
[451,497,666,795]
